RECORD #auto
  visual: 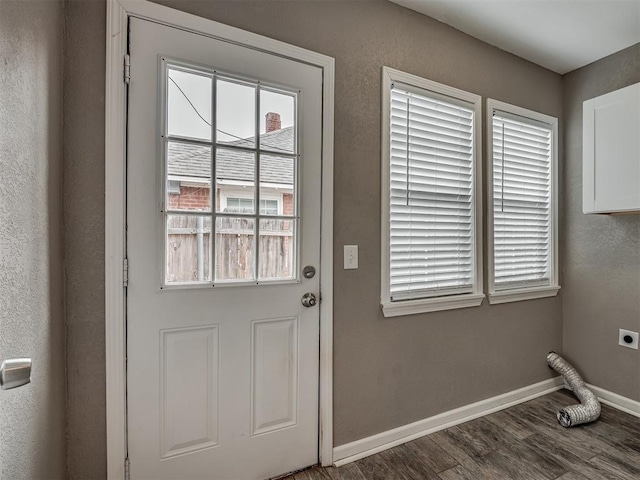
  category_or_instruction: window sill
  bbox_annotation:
[488,285,560,305]
[381,293,485,317]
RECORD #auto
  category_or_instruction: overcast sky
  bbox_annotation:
[167,68,295,143]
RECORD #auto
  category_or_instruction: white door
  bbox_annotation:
[126,18,322,480]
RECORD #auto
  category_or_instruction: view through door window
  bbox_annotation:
[163,63,298,285]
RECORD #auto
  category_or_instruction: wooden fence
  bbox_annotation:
[166,215,293,282]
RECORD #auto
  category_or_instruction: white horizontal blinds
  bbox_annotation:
[492,111,552,290]
[389,85,475,301]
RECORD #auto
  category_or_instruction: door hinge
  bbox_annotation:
[124,457,130,480]
[124,54,131,84]
[123,258,129,287]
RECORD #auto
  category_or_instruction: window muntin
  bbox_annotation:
[162,61,298,286]
[488,100,559,302]
[381,67,483,316]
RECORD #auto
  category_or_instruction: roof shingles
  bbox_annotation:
[167,126,294,185]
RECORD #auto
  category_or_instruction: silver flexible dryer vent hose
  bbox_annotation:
[546,352,601,427]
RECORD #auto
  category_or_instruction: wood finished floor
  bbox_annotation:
[284,390,640,480]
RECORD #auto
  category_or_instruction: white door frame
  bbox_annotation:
[105,1,335,478]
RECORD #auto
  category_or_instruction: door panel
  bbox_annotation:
[160,325,219,458]
[127,17,322,480]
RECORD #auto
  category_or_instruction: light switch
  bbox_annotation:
[344,245,358,269]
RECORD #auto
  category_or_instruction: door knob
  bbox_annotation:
[0,358,31,390]
[301,292,317,308]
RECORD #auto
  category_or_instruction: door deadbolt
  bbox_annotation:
[302,265,316,279]
[301,292,318,308]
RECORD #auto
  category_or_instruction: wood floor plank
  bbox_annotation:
[502,404,603,460]
[436,425,494,458]
[529,393,571,412]
[555,471,592,480]
[429,430,486,479]
[355,450,410,480]
[520,432,622,480]
[326,463,368,480]
[436,465,478,480]
[385,443,441,480]
[293,470,314,480]
[509,399,566,431]
[620,434,640,454]
[576,416,631,446]
[548,389,580,405]
[545,418,638,464]
[499,436,567,479]
[598,404,640,437]
[294,466,332,480]
[443,417,516,458]
[484,408,536,440]
[600,441,640,472]
[589,452,640,480]
[473,448,543,480]
[506,405,558,433]
[403,435,459,473]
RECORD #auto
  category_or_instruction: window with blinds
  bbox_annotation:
[490,105,557,296]
[387,83,477,302]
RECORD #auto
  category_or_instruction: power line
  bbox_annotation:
[168,77,292,154]
[169,76,211,127]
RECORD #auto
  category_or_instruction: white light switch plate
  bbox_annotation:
[344,245,358,269]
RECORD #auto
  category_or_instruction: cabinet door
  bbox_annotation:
[583,82,640,214]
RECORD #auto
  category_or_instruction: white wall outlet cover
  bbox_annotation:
[343,245,358,270]
[618,329,639,350]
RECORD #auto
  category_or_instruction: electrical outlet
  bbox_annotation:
[344,245,358,269]
[618,329,639,350]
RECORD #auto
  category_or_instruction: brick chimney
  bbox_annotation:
[265,112,281,133]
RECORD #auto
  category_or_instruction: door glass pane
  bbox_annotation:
[260,89,296,154]
[167,68,212,141]
[259,219,295,280]
[216,217,256,281]
[216,79,256,147]
[216,148,255,213]
[167,142,211,211]
[260,154,295,216]
[162,65,301,286]
[166,214,212,284]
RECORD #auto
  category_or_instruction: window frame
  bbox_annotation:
[160,58,300,289]
[380,67,484,317]
[486,99,560,304]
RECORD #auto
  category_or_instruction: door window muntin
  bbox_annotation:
[160,58,300,288]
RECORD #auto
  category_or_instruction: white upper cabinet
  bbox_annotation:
[583,82,640,214]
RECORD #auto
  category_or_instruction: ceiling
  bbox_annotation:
[390,0,640,74]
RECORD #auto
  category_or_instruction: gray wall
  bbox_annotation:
[0,0,67,478]
[64,0,108,478]
[562,44,640,402]
[64,0,563,476]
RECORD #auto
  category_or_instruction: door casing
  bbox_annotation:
[104,1,335,478]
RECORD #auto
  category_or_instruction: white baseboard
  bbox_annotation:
[586,383,640,418]
[333,376,564,466]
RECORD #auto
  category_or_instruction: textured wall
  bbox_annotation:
[64,0,563,475]
[562,44,640,401]
[0,0,66,478]
[63,0,108,478]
